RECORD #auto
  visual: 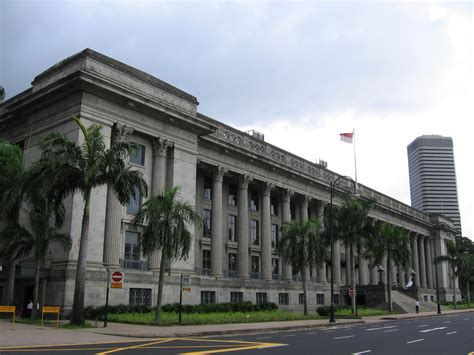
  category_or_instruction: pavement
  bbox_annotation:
[1,308,473,348]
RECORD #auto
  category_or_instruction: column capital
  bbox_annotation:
[282,189,294,202]
[263,182,274,196]
[112,122,133,144]
[213,166,228,182]
[152,137,173,156]
[239,174,253,189]
[301,194,311,207]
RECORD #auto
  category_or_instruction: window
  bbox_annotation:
[251,255,260,279]
[271,196,278,216]
[125,231,140,261]
[203,209,212,238]
[228,253,237,272]
[256,292,268,304]
[201,291,216,304]
[129,144,145,166]
[228,215,237,242]
[317,293,325,305]
[290,203,296,220]
[204,177,212,200]
[127,187,142,215]
[230,292,243,303]
[250,191,259,211]
[279,293,289,305]
[228,184,237,206]
[272,258,279,275]
[424,295,428,302]
[129,288,151,306]
[251,220,259,245]
[202,250,211,275]
[271,224,279,248]
[333,294,340,304]
[299,293,304,305]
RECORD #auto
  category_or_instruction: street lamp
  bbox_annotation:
[329,175,356,323]
[432,238,442,314]
[377,265,385,285]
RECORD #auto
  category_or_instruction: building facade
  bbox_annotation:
[407,135,462,236]
[0,49,459,312]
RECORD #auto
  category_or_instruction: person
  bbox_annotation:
[415,300,420,314]
[26,300,33,318]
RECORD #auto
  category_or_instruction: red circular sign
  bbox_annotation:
[112,271,123,282]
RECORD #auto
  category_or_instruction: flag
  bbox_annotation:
[340,132,353,143]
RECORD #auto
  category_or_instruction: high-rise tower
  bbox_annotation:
[407,135,462,235]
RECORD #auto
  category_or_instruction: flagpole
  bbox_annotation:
[353,129,358,193]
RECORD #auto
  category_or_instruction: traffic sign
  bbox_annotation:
[349,288,355,297]
[111,271,124,289]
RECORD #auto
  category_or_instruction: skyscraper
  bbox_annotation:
[407,135,462,235]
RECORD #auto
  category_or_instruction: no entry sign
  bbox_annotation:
[111,271,124,289]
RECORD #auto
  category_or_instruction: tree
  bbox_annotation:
[458,252,474,307]
[366,222,411,312]
[434,239,463,309]
[32,117,148,324]
[0,139,26,305]
[130,186,201,323]
[337,194,373,315]
[277,219,326,315]
[1,182,71,317]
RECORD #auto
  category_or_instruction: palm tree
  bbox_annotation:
[366,222,411,312]
[1,183,71,318]
[458,252,473,307]
[32,117,148,324]
[277,219,326,315]
[130,186,201,324]
[337,194,373,315]
[0,139,26,305]
[435,240,463,309]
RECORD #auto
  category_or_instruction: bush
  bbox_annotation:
[316,304,351,316]
[84,304,152,320]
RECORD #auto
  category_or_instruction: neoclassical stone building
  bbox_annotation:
[0,49,459,312]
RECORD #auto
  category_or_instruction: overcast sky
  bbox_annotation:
[1,0,472,238]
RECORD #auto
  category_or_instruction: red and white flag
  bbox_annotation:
[340,132,353,144]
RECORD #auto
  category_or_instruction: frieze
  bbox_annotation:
[249,140,265,154]
[223,130,243,145]
[271,150,286,163]
[290,158,304,170]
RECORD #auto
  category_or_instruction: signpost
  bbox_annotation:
[179,274,191,324]
[349,288,355,297]
[104,270,124,328]
[41,306,60,328]
[0,305,16,329]
[111,271,124,289]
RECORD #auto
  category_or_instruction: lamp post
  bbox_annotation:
[329,175,356,323]
[377,265,385,285]
[432,237,442,314]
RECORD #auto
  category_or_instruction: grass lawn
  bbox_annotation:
[444,302,474,310]
[335,306,392,317]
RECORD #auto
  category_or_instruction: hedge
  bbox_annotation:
[316,304,351,316]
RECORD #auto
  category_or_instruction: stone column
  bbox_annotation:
[418,235,427,288]
[103,123,133,269]
[370,257,378,285]
[282,189,293,281]
[301,196,310,283]
[391,259,397,287]
[411,233,421,287]
[238,174,252,279]
[261,182,274,281]
[211,167,227,277]
[399,265,406,286]
[149,137,171,271]
[425,237,434,289]
[359,248,369,285]
[317,201,327,284]
[382,255,387,284]
[333,241,342,285]
[345,245,351,285]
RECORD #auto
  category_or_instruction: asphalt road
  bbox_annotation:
[0,313,472,354]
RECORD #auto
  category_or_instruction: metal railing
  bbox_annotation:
[224,270,238,278]
[119,259,149,271]
[196,268,211,276]
[251,272,261,279]
[272,273,282,281]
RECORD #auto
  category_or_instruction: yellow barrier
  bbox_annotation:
[0,305,16,329]
[41,306,60,328]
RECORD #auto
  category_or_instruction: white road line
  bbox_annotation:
[257,337,272,339]
[446,331,458,335]
[365,326,397,331]
[305,332,317,335]
[464,318,469,320]
[352,350,372,354]
[283,335,295,337]
[418,324,429,327]
[443,321,451,323]
[406,339,424,344]
[420,327,447,333]
[384,329,399,333]
[334,335,355,340]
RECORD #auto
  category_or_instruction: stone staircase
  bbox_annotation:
[391,290,447,313]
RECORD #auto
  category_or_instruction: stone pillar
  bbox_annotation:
[391,259,397,287]
[382,255,387,284]
[333,241,342,285]
[301,196,310,283]
[399,265,406,286]
[317,201,327,284]
[425,237,434,289]
[359,248,369,285]
[149,137,171,271]
[282,189,293,281]
[238,174,252,279]
[211,166,227,277]
[411,233,421,287]
[418,235,427,288]
[370,257,378,285]
[103,123,133,269]
[261,182,274,281]
[345,245,351,285]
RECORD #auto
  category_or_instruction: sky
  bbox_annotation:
[1,0,472,238]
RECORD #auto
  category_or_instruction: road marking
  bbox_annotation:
[384,329,399,333]
[365,326,397,331]
[464,318,469,320]
[446,331,458,335]
[256,337,272,340]
[419,327,447,333]
[283,335,295,337]
[97,339,175,354]
[305,332,317,335]
[443,321,451,323]
[418,324,429,327]
[334,335,355,340]
[352,351,372,354]
[406,339,424,344]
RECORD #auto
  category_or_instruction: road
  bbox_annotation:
[0,313,472,354]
